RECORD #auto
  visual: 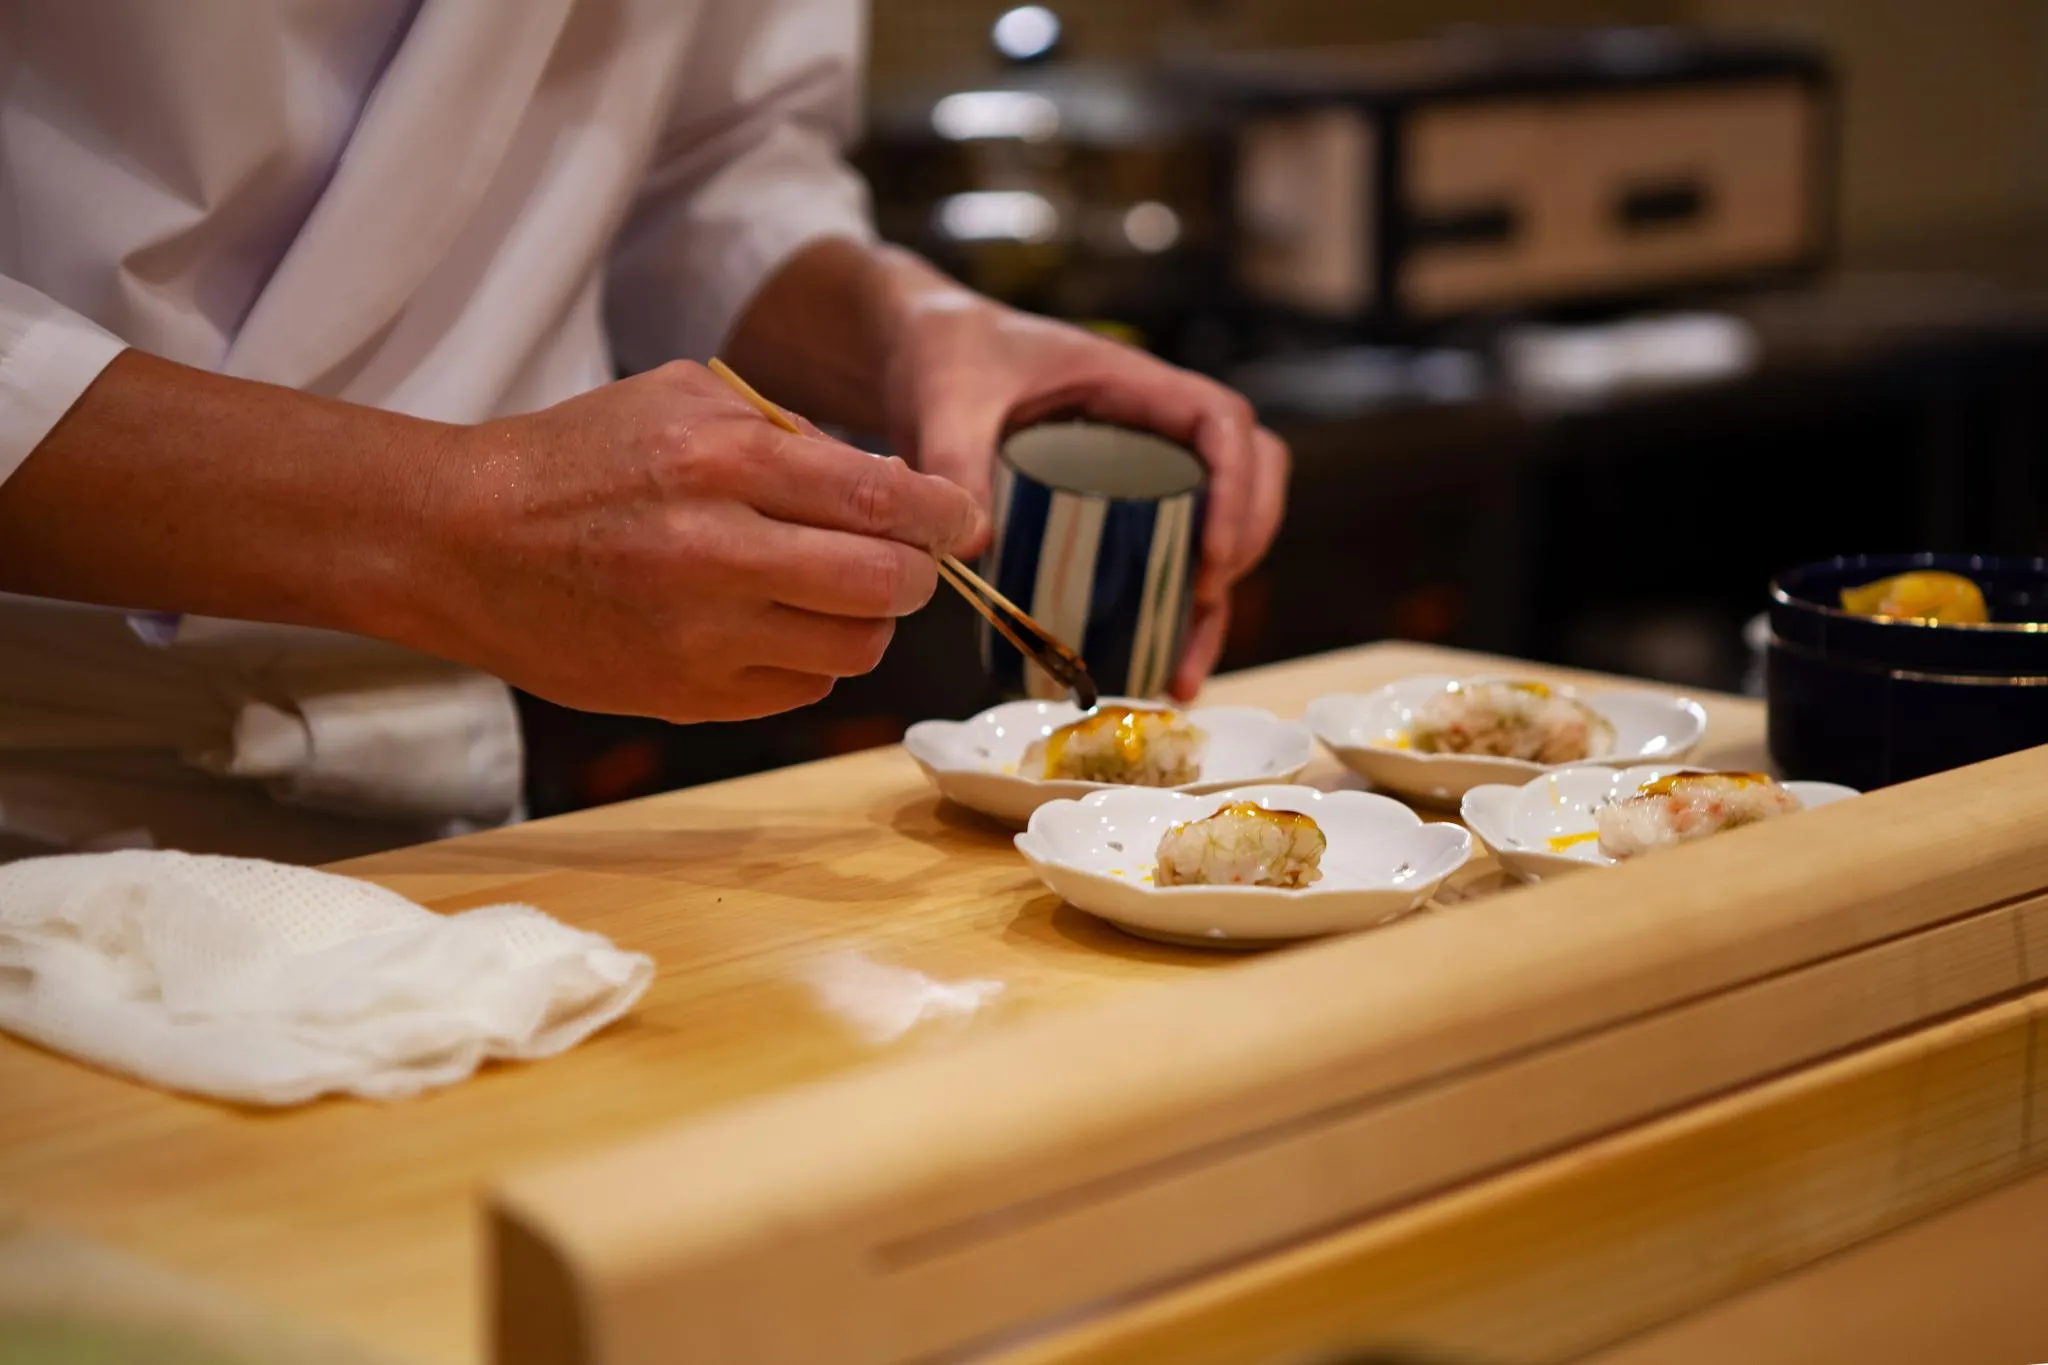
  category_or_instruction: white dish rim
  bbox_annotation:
[1461,763,1863,881]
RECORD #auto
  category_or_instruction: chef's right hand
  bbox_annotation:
[411,361,984,723]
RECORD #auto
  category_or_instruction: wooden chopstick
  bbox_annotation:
[706,358,1097,704]
[707,358,806,437]
[934,557,1034,661]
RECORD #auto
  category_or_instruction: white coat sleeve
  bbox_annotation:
[604,0,878,370]
[0,275,129,487]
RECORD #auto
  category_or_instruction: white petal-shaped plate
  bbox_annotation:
[1307,674,1708,806]
[904,699,1315,826]
[1015,784,1473,947]
[1461,764,1861,884]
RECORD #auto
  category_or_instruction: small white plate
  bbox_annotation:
[904,699,1315,826]
[1462,764,1862,884]
[1014,784,1473,948]
[1306,674,1708,806]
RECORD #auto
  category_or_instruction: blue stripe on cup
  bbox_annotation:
[977,424,1207,703]
[984,462,1052,698]
[1073,497,1160,700]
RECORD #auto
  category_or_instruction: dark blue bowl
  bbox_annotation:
[1766,553,2048,789]
[1770,553,2048,674]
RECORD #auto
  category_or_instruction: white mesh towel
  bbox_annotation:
[0,850,654,1105]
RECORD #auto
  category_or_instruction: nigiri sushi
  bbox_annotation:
[1408,681,1613,765]
[1155,801,1326,889]
[1024,705,1205,786]
[1595,771,1804,860]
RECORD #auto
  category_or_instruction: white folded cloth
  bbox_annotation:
[0,850,654,1105]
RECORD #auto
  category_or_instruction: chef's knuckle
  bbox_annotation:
[660,431,738,500]
[1210,386,1256,434]
[653,359,708,390]
[760,427,813,472]
[670,508,740,578]
[846,461,899,534]
[642,416,690,469]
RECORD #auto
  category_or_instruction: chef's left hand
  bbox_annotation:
[879,279,1289,701]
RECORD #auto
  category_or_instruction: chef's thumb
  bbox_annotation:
[908,396,1007,559]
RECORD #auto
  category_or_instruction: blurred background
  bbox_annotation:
[522,0,2048,817]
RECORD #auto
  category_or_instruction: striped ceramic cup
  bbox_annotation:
[980,422,1208,701]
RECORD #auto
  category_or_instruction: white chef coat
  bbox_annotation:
[0,0,877,860]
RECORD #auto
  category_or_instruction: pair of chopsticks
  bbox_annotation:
[707,359,1099,709]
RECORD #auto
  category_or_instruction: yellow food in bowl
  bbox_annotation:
[1839,571,1989,625]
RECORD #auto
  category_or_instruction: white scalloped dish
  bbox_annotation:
[1461,764,1861,884]
[1014,784,1473,948]
[904,699,1315,826]
[1306,674,1708,806]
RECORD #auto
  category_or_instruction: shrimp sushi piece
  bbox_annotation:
[1595,771,1804,860]
[1154,801,1326,889]
[1408,680,1613,764]
[1024,705,1205,786]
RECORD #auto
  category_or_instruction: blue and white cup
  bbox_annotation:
[980,422,1208,701]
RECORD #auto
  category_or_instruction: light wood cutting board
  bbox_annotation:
[0,1217,400,1365]
[490,742,2048,1364]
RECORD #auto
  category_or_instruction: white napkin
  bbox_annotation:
[0,850,653,1105]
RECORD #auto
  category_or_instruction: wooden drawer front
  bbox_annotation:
[1405,82,1818,315]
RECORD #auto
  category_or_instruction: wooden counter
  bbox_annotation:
[0,643,1766,1365]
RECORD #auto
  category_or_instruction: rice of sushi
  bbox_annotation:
[1595,771,1804,860]
[1154,801,1326,889]
[1408,680,1613,764]
[1024,705,1205,786]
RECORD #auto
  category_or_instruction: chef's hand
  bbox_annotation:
[718,236,1296,700]
[414,361,983,722]
[884,284,1287,700]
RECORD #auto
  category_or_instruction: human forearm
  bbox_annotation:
[0,348,451,640]
[0,348,980,724]
[722,238,974,440]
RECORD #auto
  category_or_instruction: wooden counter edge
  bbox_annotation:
[488,745,2048,1364]
[978,990,2048,1365]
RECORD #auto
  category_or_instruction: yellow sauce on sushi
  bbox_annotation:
[1839,571,1988,625]
[1546,831,1600,852]
[1191,801,1321,837]
[1163,801,1323,844]
[1043,705,1170,773]
[1634,770,1772,798]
